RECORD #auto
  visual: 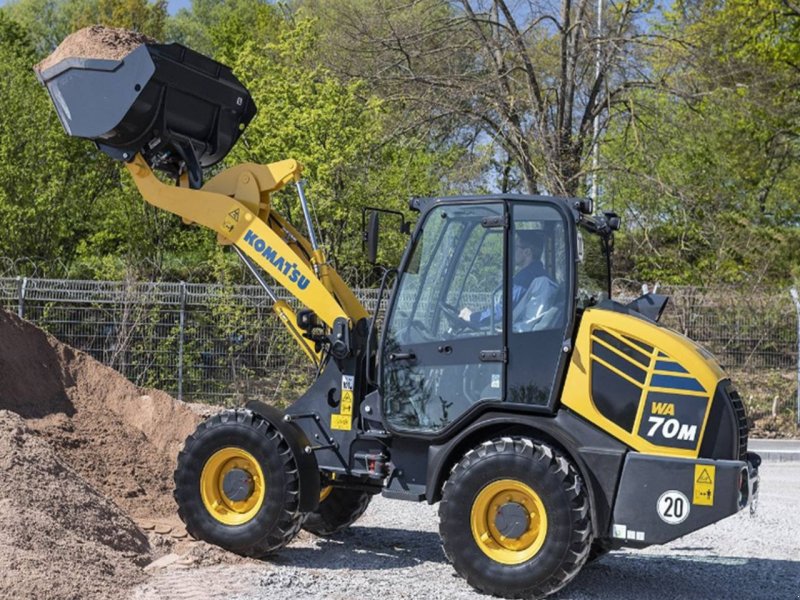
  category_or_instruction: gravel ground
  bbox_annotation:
[134,462,800,600]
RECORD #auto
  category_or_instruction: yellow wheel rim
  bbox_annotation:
[319,485,333,502]
[470,479,548,565]
[200,447,265,526]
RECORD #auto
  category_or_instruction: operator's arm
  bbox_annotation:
[458,283,528,326]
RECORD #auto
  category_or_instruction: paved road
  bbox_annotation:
[750,439,800,462]
[135,463,800,600]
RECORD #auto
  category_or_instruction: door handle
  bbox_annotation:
[388,352,416,361]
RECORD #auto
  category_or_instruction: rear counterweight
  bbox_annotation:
[610,453,759,547]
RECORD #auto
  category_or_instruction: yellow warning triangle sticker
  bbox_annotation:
[697,469,712,484]
[228,209,240,221]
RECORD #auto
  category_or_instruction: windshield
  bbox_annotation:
[576,226,610,309]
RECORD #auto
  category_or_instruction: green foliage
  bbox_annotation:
[4,0,167,52]
[225,13,453,276]
[0,21,118,274]
[602,1,800,286]
[167,0,282,61]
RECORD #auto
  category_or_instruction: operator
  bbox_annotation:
[458,229,556,328]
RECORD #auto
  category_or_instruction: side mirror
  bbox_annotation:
[361,207,411,265]
[366,210,380,264]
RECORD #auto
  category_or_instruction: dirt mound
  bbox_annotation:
[0,410,150,599]
[0,307,212,597]
[36,25,155,73]
[0,308,202,518]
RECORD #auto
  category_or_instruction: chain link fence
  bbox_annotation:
[1,277,797,406]
[0,277,380,405]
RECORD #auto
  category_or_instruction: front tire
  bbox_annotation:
[439,437,592,599]
[174,409,303,557]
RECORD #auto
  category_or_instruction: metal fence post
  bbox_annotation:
[178,281,187,401]
[790,287,800,426]
[17,276,27,318]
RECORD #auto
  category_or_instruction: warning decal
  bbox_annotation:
[331,414,351,430]
[331,374,356,430]
[340,390,353,416]
[222,206,241,233]
[693,464,715,506]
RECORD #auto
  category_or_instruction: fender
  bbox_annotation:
[425,408,628,537]
[246,400,321,512]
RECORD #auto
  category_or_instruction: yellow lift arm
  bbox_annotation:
[125,154,369,367]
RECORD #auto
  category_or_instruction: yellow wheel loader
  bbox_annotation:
[39,40,760,599]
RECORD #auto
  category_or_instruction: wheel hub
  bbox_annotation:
[494,501,530,539]
[470,479,548,565]
[222,467,254,502]
[200,447,266,526]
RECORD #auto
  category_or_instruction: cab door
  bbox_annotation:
[505,201,574,409]
[381,203,506,433]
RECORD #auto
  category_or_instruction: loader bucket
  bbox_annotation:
[37,43,256,188]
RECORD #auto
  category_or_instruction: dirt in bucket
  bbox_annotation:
[35,25,156,73]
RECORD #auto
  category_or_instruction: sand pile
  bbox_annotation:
[0,308,207,597]
[35,25,155,73]
[0,308,202,518]
[0,411,149,599]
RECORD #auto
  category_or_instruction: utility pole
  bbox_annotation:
[591,0,603,205]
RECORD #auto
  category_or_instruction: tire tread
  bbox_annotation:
[174,408,303,557]
[439,436,593,599]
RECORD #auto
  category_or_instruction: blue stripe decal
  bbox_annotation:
[650,374,705,392]
[654,361,689,373]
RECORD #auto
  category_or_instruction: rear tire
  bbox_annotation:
[303,487,372,536]
[174,409,303,557]
[439,437,592,599]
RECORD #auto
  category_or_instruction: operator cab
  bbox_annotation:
[380,196,606,435]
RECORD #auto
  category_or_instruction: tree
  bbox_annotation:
[4,0,168,51]
[601,0,800,286]
[225,13,460,275]
[0,12,122,275]
[313,0,655,196]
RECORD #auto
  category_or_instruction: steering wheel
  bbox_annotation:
[439,301,481,331]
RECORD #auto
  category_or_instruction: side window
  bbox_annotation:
[385,209,465,345]
[576,232,610,309]
[442,228,503,337]
[509,205,567,333]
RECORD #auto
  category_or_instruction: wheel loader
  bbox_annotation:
[38,38,760,599]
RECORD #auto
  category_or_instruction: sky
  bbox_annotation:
[167,0,190,13]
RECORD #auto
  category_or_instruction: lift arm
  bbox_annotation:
[125,155,369,365]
